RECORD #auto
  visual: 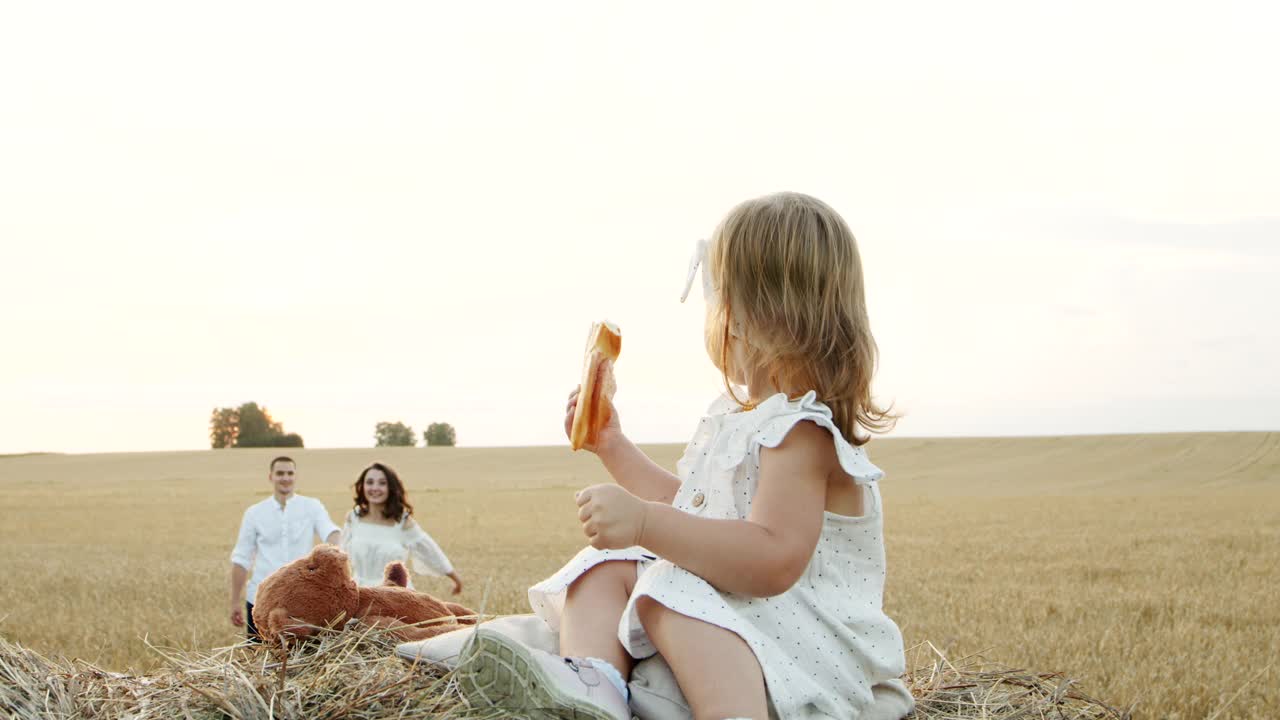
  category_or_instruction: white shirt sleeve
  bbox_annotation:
[340,510,354,552]
[311,499,341,543]
[230,507,257,570]
[402,519,454,576]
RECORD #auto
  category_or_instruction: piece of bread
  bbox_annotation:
[570,321,622,451]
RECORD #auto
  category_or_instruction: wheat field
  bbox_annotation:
[1,434,1276,719]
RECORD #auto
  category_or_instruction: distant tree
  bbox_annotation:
[209,402,304,448]
[275,432,305,448]
[424,422,456,447]
[375,421,416,447]
[209,407,240,448]
[236,402,284,447]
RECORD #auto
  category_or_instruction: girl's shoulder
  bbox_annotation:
[703,390,885,484]
[703,389,831,427]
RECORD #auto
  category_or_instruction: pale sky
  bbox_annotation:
[2,1,1277,454]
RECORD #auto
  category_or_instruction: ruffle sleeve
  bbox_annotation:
[709,390,885,485]
[401,520,454,576]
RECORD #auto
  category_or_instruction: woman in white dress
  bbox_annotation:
[341,462,464,594]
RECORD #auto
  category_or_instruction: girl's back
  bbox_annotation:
[645,389,909,717]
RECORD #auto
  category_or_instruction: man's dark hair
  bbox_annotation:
[269,456,296,472]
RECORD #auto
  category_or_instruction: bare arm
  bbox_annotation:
[635,421,830,596]
[325,530,340,545]
[565,364,681,504]
[228,509,256,626]
[229,563,249,626]
[445,570,464,595]
[597,434,681,505]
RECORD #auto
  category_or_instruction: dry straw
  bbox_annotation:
[0,624,1135,720]
[903,641,1132,720]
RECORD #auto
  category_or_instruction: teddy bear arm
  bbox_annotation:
[264,606,325,644]
[445,602,479,624]
[366,616,466,642]
[361,609,467,641]
[261,607,288,643]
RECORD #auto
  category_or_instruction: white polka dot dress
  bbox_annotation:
[529,391,912,719]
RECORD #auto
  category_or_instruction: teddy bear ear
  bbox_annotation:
[383,562,409,588]
[314,545,344,562]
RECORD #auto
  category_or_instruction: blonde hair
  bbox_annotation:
[704,192,896,445]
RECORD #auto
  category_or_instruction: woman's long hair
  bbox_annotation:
[353,462,414,520]
[704,192,897,445]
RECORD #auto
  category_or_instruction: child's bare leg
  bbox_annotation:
[560,560,638,676]
[636,596,768,720]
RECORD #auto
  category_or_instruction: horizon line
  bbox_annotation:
[3,428,1275,459]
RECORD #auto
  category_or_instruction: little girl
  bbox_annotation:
[460,193,913,720]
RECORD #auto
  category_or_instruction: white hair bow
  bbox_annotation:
[680,238,714,303]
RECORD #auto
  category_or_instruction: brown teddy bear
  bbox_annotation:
[252,544,477,645]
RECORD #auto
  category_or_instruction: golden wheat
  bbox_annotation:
[1,434,1276,719]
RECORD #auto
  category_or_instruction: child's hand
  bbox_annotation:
[575,484,648,550]
[563,359,622,454]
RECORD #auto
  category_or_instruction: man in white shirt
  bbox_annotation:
[229,456,341,641]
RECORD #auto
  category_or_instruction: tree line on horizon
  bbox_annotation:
[209,403,304,448]
[375,421,456,447]
[208,403,456,448]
